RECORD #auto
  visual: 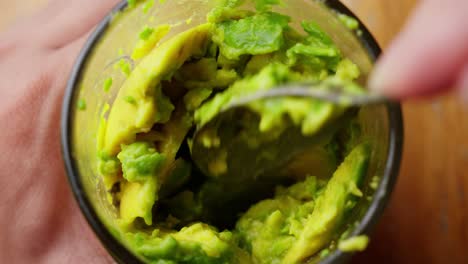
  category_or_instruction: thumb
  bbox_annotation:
[368,0,468,99]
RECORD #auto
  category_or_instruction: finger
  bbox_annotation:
[369,0,468,99]
[39,0,120,49]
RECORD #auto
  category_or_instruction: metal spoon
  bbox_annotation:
[191,81,387,182]
[226,81,387,108]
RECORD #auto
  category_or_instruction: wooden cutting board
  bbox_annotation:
[1,0,467,263]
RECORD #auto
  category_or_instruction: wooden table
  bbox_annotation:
[1,0,467,263]
[340,1,468,264]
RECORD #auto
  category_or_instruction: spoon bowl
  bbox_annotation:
[191,82,389,181]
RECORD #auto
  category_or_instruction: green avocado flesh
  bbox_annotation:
[97,0,371,263]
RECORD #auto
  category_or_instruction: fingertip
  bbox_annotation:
[367,48,416,100]
[368,51,456,100]
[368,0,468,100]
[368,56,399,98]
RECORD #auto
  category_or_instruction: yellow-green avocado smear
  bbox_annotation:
[97,0,372,263]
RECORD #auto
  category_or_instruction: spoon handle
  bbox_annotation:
[226,83,389,108]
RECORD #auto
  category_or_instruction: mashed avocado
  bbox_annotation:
[337,235,370,252]
[97,0,371,263]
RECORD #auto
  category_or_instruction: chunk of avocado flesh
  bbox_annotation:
[103,24,212,156]
[283,143,370,263]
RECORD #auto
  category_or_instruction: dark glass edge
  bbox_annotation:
[60,1,142,263]
[321,1,403,263]
[60,1,404,263]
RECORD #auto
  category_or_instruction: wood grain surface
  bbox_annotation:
[1,0,467,263]
[340,1,468,264]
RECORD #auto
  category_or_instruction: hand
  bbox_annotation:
[369,0,468,100]
[0,0,118,263]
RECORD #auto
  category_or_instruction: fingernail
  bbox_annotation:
[368,64,388,95]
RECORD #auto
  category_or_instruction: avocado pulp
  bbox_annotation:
[96,1,372,263]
